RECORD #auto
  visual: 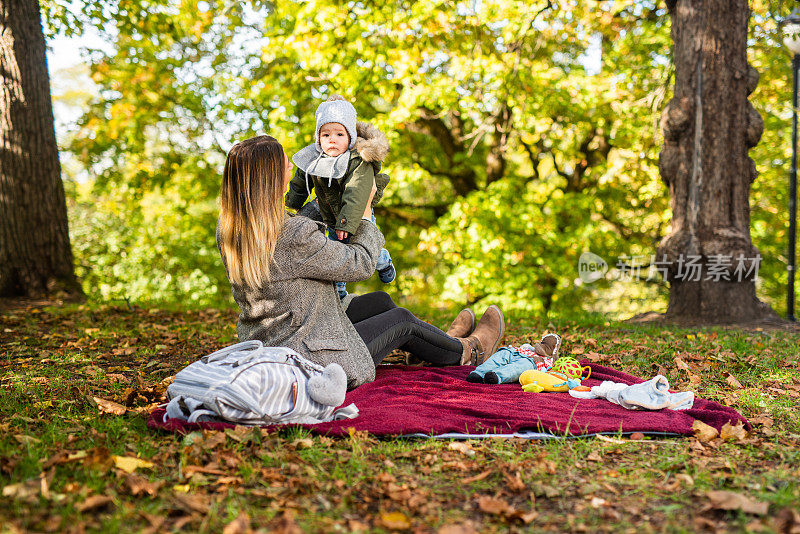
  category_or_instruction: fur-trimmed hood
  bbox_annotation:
[353,122,389,163]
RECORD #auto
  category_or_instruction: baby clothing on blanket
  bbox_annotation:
[468,344,555,384]
[569,375,694,411]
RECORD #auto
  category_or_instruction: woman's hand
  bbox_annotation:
[363,179,377,220]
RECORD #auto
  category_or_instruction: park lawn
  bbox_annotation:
[0,303,798,533]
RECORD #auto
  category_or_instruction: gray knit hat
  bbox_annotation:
[315,98,357,151]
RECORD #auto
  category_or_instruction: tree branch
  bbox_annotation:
[373,206,435,228]
[565,127,612,192]
[486,102,512,185]
[519,135,545,181]
[406,107,479,196]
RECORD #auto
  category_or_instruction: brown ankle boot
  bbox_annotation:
[455,305,505,366]
[454,336,482,365]
[445,308,476,338]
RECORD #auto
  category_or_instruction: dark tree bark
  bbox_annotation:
[0,0,82,299]
[657,0,777,323]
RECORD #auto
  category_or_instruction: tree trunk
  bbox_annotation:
[0,0,82,299]
[657,0,777,324]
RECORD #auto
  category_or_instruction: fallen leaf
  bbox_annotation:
[720,421,748,441]
[125,474,163,496]
[746,519,767,532]
[438,523,478,534]
[692,420,719,442]
[225,426,258,444]
[198,431,227,450]
[629,432,645,440]
[290,438,313,449]
[585,351,602,362]
[531,482,560,498]
[83,447,113,471]
[139,512,166,534]
[448,442,475,457]
[687,372,702,388]
[384,482,412,502]
[504,472,526,493]
[173,514,200,531]
[173,493,211,514]
[477,495,513,515]
[76,495,114,512]
[595,435,625,444]
[749,415,774,428]
[105,373,128,382]
[773,507,800,534]
[517,511,539,524]
[590,496,608,508]
[92,397,127,416]
[347,519,370,532]
[13,434,41,446]
[377,511,411,530]
[706,490,768,515]
[725,373,743,389]
[113,455,154,474]
[223,512,252,534]
[674,357,690,371]
[183,465,227,477]
[1,479,40,500]
[216,476,243,485]
[376,472,395,483]
[42,450,87,469]
[461,470,492,484]
[587,451,602,462]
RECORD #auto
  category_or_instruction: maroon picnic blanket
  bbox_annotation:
[147,362,748,437]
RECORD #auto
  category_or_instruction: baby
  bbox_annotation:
[285,95,394,298]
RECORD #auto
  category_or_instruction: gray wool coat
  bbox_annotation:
[217,214,385,389]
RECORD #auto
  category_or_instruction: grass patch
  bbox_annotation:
[1,302,798,532]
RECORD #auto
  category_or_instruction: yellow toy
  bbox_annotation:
[519,370,583,393]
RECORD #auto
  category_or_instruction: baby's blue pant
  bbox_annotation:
[469,347,538,384]
[327,218,392,299]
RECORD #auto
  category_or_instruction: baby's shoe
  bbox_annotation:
[529,333,561,359]
[334,281,348,299]
[466,371,484,383]
[378,261,396,284]
[483,371,500,384]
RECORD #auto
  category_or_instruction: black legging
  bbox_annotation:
[345,292,462,366]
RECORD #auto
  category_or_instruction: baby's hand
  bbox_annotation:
[336,230,350,240]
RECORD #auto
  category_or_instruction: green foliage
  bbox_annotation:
[749,1,798,317]
[68,182,229,306]
[51,0,795,316]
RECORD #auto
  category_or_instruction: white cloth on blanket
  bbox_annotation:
[569,375,694,411]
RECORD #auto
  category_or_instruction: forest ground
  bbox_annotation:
[1,301,798,533]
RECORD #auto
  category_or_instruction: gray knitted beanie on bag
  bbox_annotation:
[315,97,358,151]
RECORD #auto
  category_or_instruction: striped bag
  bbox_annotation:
[164,340,358,425]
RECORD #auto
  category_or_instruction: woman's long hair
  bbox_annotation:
[218,135,286,287]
